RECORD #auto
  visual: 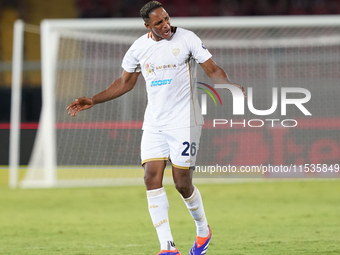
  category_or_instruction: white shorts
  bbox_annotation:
[141,126,202,169]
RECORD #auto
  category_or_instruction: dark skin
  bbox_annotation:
[144,7,172,41]
[67,6,245,198]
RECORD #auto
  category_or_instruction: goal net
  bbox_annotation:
[18,16,340,188]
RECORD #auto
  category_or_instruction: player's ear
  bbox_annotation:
[144,22,150,30]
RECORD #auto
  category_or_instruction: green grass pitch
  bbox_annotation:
[0,180,340,255]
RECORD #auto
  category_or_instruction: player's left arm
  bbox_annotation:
[200,58,246,97]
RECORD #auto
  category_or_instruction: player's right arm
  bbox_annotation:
[67,70,140,117]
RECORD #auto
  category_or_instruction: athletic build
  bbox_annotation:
[67,2,245,254]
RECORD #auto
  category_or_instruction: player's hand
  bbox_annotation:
[231,83,246,98]
[224,83,246,98]
[66,97,94,117]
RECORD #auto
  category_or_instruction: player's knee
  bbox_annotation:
[174,181,193,197]
[143,165,163,189]
[143,171,156,186]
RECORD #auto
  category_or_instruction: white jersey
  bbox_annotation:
[122,27,212,130]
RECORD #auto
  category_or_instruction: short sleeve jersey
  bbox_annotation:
[122,27,212,130]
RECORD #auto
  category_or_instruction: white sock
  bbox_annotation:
[147,187,176,251]
[182,186,209,237]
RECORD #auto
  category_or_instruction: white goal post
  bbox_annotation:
[9,20,24,189]
[11,16,340,188]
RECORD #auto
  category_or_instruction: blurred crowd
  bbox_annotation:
[76,0,340,18]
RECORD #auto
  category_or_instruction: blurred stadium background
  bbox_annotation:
[1,1,340,254]
[1,0,340,184]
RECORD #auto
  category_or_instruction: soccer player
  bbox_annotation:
[67,1,245,254]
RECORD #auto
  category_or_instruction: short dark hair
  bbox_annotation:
[140,1,163,22]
